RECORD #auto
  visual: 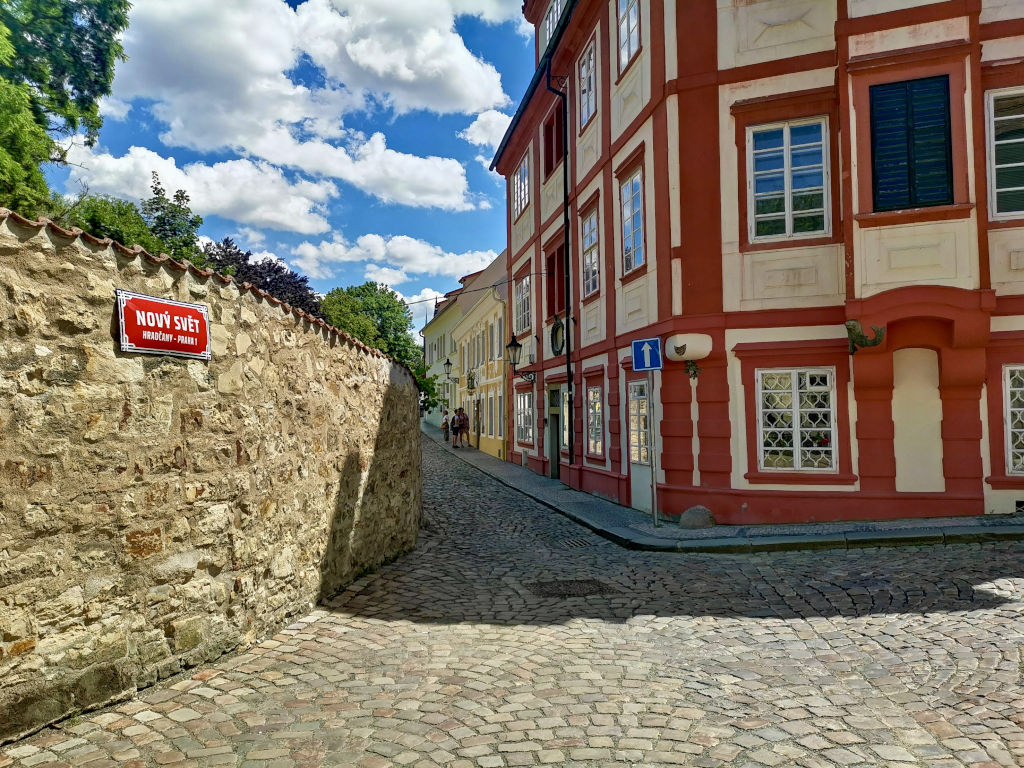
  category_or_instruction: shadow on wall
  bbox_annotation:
[318,383,421,602]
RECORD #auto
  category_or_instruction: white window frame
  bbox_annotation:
[746,117,831,243]
[488,393,494,437]
[579,42,596,128]
[987,88,1024,221]
[560,384,570,451]
[617,0,640,72]
[498,393,504,437]
[582,209,600,297]
[543,0,562,49]
[496,316,504,358]
[620,168,644,274]
[514,274,531,333]
[1004,365,1024,474]
[516,391,534,444]
[513,154,530,219]
[627,379,650,465]
[586,385,603,456]
[756,367,837,472]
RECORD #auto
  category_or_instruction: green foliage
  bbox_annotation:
[413,362,441,410]
[321,282,421,368]
[141,172,206,265]
[0,76,51,214]
[47,192,167,254]
[0,0,130,144]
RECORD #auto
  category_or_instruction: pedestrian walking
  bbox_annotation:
[452,408,462,448]
[459,407,470,447]
[441,409,450,442]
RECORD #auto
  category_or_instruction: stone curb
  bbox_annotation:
[422,426,1024,553]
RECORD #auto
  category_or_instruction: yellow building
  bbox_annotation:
[450,252,509,460]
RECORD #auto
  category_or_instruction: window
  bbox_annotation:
[617,0,640,71]
[488,394,494,437]
[561,385,570,451]
[543,108,564,179]
[496,316,503,358]
[582,210,600,296]
[620,169,644,273]
[498,394,504,437]
[989,90,1024,218]
[489,322,494,360]
[579,43,596,128]
[628,380,650,464]
[516,391,534,443]
[1005,366,1024,474]
[749,119,829,239]
[587,386,603,456]
[513,155,530,218]
[543,0,562,48]
[870,75,953,212]
[514,274,531,333]
[757,368,836,471]
[546,246,566,318]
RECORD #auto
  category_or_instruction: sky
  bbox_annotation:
[47,0,536,333]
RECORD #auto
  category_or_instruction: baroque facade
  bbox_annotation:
[492,0,1024,523]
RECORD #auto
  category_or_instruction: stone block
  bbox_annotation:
[170,616,207,653]
[678,505,715,529]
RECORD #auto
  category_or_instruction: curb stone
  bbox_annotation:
[422,423,1024,553]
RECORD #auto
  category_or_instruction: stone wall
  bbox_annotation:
[0,211,422,743]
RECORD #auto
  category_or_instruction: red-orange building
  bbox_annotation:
[492,0,1024,523]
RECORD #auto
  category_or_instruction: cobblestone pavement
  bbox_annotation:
[5,439,1024,768]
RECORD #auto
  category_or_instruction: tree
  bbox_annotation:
[141,172,204,264]
[0,20,51,214]
[203,238,323,319]
[321,282,421,368]
[0,0,130,145]
[48,192,167,254]
[413,362,442,411]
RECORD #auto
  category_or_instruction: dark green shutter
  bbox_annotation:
[870,75,953,211]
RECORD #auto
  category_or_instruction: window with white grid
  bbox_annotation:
[1005,366,1024,473]
[514,274,531,333]
[628,379,650,464]
[561,385,569,450]
[757,368,836,471]
[543,0,562,48]
[513,154,530,219]
[748,118,829,240]
[587,386,603,456]
[516,391,534,443]
[582,209,599,296]
[579,42,596,127]
[989,90,1024,218]
[620,169,644,273]
[617,0,640,71]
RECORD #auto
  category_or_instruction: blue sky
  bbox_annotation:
[46,0,535,331]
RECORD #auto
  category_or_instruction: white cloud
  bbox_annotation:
[231,227,267,248]
[102,0,513,212]
[364,264,409,285]
[66,144,337,235]
[98,96,132,121]
[459,109,512,152]
[292,232,497,281]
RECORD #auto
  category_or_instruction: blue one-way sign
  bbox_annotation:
[631,337,663,372]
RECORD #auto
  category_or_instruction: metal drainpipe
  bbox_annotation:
[545,59,574,469]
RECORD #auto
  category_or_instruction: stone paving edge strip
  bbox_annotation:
[434,430,1024,552]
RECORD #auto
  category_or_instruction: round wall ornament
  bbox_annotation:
[550,317,565,355]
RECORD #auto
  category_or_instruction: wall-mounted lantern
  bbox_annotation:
[443,357,459,383]
[505,336,537,383]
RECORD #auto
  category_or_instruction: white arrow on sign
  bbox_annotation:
[642,341,654,368]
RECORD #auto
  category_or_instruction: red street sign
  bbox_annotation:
[116,289,211,360]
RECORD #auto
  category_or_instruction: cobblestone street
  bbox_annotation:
[5,438,1024,768]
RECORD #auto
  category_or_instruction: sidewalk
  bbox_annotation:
[422,421,1024,552]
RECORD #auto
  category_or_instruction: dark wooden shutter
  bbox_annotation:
[870,75,953,211]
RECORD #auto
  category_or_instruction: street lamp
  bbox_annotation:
[443,357,458,383]
[505,336,536,383]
